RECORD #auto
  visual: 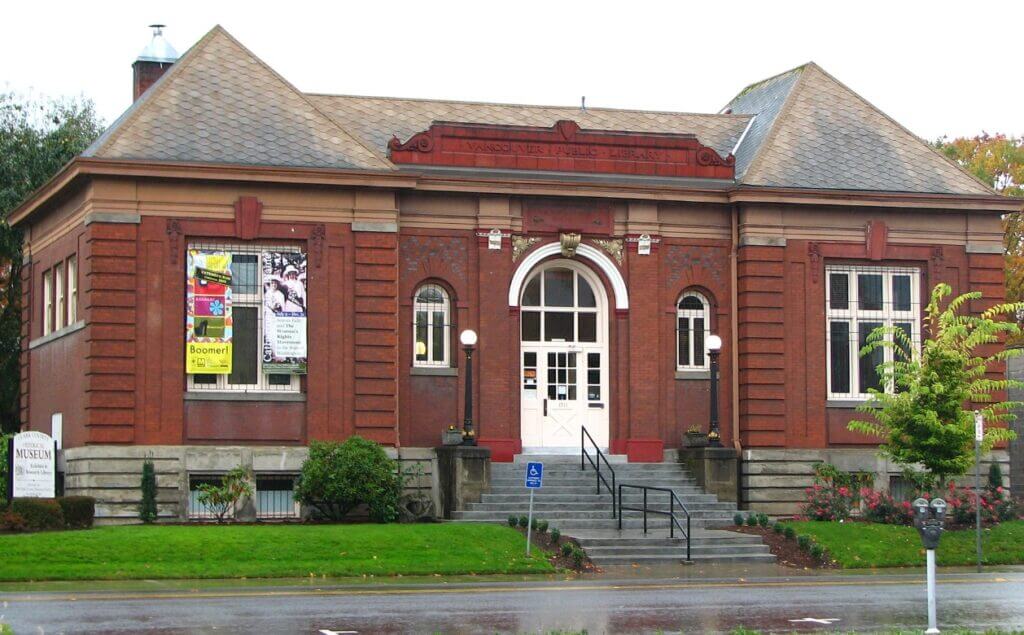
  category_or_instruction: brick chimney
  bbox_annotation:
[133,24,179,101]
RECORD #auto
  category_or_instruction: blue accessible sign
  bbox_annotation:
[525,462,543,489]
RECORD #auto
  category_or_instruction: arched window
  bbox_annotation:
[413,283,450,367]
[677,291,710,370]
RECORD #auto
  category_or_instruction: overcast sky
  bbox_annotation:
[1,1,1019,142]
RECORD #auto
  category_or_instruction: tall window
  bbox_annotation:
[520,267,600,343]
[826,265,920,399]
[188,243,302,393]
[413,284,450,367]
[54,262,65,330]
[676,291,710,370]
[67,256,78,324]
[42,269,53,336]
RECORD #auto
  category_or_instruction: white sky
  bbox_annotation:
[1,0,1019,142]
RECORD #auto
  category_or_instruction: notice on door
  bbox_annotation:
[10,431,56,499]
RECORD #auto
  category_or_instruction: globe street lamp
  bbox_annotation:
[460,329,478,446]
[707,334,723,448]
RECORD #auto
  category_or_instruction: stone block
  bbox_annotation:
[436,445,491,519]
[679,446,738,503]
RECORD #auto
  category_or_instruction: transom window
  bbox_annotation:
[413,283,451,367]
[188,243,302,393]
[520,267,599,343]
[826,265,921,400]
[676,291,710,370]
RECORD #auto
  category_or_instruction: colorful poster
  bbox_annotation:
[186,250,233,374]
[262,251,307,374]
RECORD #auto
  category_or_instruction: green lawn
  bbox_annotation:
[786,520,1024,568]
[0,523,554,582]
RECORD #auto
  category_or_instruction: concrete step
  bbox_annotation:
[493,465,689,475]
[479,493,721,504]
[453,516,735,530]
[585,544,771,557]
[467,501,736,513]
[591,553,777,565]
[454,508,737,520]
[487,479,702,489]
[512,455,629,464]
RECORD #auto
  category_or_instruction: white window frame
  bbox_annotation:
[54,262,65,330]
[413,283,451,367]
[42,269,53,336]
[676,291,711,371]
[826,264,921,400]
[186,242,302,394]
[67,256,78,324]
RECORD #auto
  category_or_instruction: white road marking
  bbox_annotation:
[789,617,841,624]
[319,630,358,635]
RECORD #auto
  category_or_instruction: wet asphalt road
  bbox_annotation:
[2,571,1023,634]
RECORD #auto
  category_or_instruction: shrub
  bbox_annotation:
[784,525,796,540]
[733,512,744,526]
[507,515,517,527]
[530,517,539,530]
[0,433,11,507]
[745,514,758,526]
[772,522,784,534]
[518,515,529,528]
[550,527,561,543]
[801,483,853,521]
[11,498,64,531]
[139,458,158,523]
[797,534,811,551]
[988,463,1004,491]
[944,480,1018,525]
[538,520,549,533]
[197,466,253,523]
[294,437,402,523]
[57,496,95,529]
[0,511,27,532]
[572,546,585,568]
[757,513,769,528]
[810,543,825,560]
[561,542,574,557]
[860,487,914,525]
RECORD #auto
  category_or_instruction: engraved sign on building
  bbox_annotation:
[9,431,56,499]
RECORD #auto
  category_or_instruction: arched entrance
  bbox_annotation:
[518,260,610,451]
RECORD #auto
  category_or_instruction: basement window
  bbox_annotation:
[255,474,300,519]
[187,474,226,520]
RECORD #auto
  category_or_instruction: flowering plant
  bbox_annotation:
[860,488,914,525]
[801,483,853,521]
[943,480,1019,526]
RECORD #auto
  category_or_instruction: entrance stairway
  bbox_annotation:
[451,455,774,565]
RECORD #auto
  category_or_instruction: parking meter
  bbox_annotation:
[913,497,947,633]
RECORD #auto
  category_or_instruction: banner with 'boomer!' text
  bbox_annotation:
[261,251,307,374]
[186,250,233,374]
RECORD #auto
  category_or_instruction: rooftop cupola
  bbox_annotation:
[133,24,179,102]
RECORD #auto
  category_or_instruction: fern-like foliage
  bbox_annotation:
[848,283,1022,485]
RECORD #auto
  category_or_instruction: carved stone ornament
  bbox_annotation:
[696,147,736,167]
[808,242,821,283]
[310,223,327,268]
[591,238,624,264]
[512,235,542,262]
[166,218,182,265]
[388,131,433,153]
[560,232,582,258]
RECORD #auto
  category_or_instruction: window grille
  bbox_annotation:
[255,474,300,519]
[187,242,303,394]
[676,291,710,370]
[413,283,451,367]
[826,265,920,400]
[187,474,225,520]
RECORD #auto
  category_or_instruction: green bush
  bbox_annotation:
[11,498,64,531]
[757,513,769,527]
[772,522,784,534]
[810,543,825,560]
[140,458,158,523]
[197,466,254,523]
[0,433,10,507]
[784,525,796,540]
[294,437,402,523]
[530,517,539,530]
[518,515,529,528]
[538,520,549,533]
[745,514,758,526]
[561,542,574,557]
[507,515,517,527]
[988,462,1004,491]
[733,512,744,526]
[0,510,27,532]
[797,534,811,551]
[57,496,95,529]
[550,527,561,543]
[572,546,585,568]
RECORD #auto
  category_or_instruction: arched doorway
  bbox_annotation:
[519,260,610,451]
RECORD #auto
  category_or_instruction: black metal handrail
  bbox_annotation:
[617,483,692,562]
[581,426,616,517]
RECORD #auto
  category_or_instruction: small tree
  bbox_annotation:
[849,283,1022,486]
[294,437,402,522]
[196,466,253,523]
[139,458,158,523]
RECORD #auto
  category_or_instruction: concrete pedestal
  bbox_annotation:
[679,446,739,504]
[435,445,491,519]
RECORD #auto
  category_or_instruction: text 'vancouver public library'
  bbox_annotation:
[11,26,1017,521]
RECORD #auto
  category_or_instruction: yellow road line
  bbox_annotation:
[1,576,1015,603]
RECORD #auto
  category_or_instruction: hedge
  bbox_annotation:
[10,498,64,531]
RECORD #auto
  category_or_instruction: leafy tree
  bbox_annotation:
[849,283,1022,486]
[196,466,253,523]
[0,93,103,433]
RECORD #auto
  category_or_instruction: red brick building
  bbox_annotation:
[10,26,1017,519]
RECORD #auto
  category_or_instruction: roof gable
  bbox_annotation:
[732,63,993,194]
[723,65,803,179]
[84,26,390,171]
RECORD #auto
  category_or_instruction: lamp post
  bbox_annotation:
[460,329,478,446]
[707,334,723,448]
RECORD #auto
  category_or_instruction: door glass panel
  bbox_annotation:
[546,352,577,401]
[892,275,911,312]
[858,274,883,311]
[544,312,574,341]
[544,269,574,307]
[578,313,596,342]
[577,276,596,307]
[587,352,601,401]
[522,275,541,306]
[522,352,537,391]
[521,311,540,341]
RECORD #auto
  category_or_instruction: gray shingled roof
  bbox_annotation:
[84,26,996,197]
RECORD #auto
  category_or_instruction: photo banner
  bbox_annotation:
[186,250,233,374]
[262,251,308,374]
